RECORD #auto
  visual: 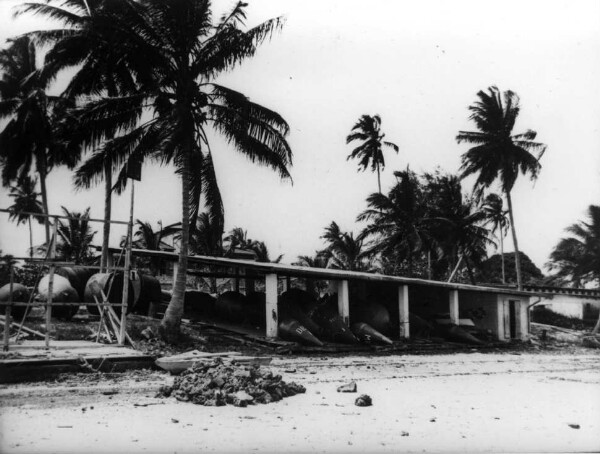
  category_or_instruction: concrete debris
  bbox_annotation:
[355,394,372,407]
[158,358,306,406]
[337,381,357,393]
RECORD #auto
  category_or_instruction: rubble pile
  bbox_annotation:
[159,358,306,407]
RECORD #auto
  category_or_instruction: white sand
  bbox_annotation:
[1,352,599,453]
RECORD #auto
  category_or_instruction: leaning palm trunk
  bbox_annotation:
[160,153,191,342]
[38,164,51,246]
[505,191,522,290]
[499,229,505,284]
[100,161,112,272]
[28,217,33,259]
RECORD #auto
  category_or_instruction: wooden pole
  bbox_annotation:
[265,273,278,338]
[398,285,410,339]
[45,220,58,349]
[119,181,134,346]
[2,265,14,351]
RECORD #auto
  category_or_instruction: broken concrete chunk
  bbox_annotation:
[337,381,357,393]
[355,394,372,407]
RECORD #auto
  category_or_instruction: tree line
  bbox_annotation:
[1,0,597,343]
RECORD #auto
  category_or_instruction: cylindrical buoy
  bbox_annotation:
[56,267,94,302]
[135,273,162,316]
[0,283,29,320]
[83,272,137,317]
[215,291,247,323]
[278,299,322,336]
[350,301,391,335]
[351,322,394,345]
[309,304,359,344]
[278,319,324,346]
[245,291,266,327]
[438,324,484,345]
[184,290,216,319]
[38,274,80,320]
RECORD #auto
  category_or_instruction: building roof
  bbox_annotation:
[107,247,545,298]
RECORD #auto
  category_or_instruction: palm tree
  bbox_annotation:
[0,36,78,245]
[189,212,224,257]
[7,176,45,258]
[294,252,329,269]
[456,86,546,290]
[130,220,181,275]
[358,168,430,277]
[20,0,156,273]
[61,0,292,341]
[321,221,371,271]
[482,193,510,283]
[547,205,600,288]
[346,114,398,194]
[250,241,282,263]
[56,206,97,264]
[224,227,254,256]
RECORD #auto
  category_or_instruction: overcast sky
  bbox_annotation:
[1,0,599,272]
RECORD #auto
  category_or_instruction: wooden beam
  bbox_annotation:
[398,285,409,339]
[265,273,278,338]
[337,280,349,325]
[449,290,459,325]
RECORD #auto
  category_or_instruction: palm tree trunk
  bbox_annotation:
[28,217,33,259]
[160,152,191,342]
[376,163,382,194]
[464,256,476,285]
[100,160,112,272]
[499,229,505,284]
[505,190,522,290]
[38,163,50,246]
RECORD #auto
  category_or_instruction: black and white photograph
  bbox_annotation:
[0,0,599,452]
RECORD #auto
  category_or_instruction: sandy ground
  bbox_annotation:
[0,351,599,453]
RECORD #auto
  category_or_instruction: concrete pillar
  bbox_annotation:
[281,277,288,292]
[265,273,278,338]
[398,285,410,339]
[449,290,459,325]
[518,300,529,340]
[337,280,349,325]
[496,294,505,341]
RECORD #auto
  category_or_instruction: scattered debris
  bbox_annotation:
[141,327,155,340]
[355,394,372,407]
[158,357,306,407]
[401,431,409,437]
[337,381,357,393]
[568,424,580,429]
[171,418,179,423]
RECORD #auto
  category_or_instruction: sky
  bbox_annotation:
[0,0,599,272]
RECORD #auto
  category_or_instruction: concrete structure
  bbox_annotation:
[108,248,543,342]
[524,285,600,321]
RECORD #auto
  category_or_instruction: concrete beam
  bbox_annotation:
[265,273,278,338]
[449,290,459,325]
[398,285,409,339]
[337,280,349,325]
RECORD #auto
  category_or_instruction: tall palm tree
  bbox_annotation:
[63,0,292,341]
[189,212,224,257]
[346,114,398,194]
[358,168,430,277]
[56,206,97,264]
[482,193,509,283]
[224,227,254,256]
[130,220,181,275]
[250,241,282,263]
[456,86,546,290]
[0,36,78,245]
[7,176,45,258]
[547,205,600,288]
[20,0,156,273]
[321,221,371,271]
